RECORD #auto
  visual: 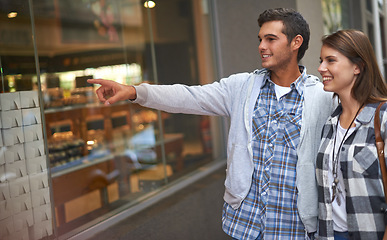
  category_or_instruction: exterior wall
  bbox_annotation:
[211,0,330,78]
[296,0,324,77]
[352,0,363,29]
[211,0,326,78]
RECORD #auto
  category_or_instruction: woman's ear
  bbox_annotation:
[354,64,361,75]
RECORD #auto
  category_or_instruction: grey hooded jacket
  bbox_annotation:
[133,67,335,233]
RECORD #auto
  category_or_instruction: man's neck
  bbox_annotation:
[270,64,302,87]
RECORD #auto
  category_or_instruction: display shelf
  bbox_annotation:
[43,100,130,114]
[50,149,112,177]
[45,101,135,159]
[50,132,184,178]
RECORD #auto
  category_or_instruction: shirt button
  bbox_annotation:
[262,192,267,203]
[272,120,277,124]
[265,166,270,171]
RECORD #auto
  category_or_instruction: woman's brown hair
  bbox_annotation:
[322,29,387,104]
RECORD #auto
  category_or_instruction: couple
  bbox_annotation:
[88,8,387,240]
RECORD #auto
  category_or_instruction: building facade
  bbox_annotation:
[0,0,386,239]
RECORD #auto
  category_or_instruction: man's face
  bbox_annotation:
[258,21,294,72]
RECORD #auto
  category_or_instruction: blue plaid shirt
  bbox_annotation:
[222,70,307,239]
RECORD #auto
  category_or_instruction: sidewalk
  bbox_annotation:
[88,164,229,240]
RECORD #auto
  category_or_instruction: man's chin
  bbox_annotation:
[261,64,272,70]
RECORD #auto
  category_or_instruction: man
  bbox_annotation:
[88,8,334,240]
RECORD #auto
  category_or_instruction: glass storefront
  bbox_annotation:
[0,0,219,239]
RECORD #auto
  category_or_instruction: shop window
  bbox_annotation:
[0,0,217,238]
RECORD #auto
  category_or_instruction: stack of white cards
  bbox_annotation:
[0,91,53,240]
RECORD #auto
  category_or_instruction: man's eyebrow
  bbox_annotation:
[258,33,279,39]
[263,34,278,38]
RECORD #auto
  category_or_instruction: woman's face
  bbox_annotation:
[318,45,360,97]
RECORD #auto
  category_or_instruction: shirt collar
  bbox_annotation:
[330,102,380,125]
[261,65,306,96]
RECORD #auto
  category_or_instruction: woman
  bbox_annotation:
[316,29,387,239]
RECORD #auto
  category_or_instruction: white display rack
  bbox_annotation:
[0,91,53,240]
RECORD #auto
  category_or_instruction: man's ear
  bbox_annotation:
[292,35,303,51]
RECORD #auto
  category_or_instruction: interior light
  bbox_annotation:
[144,1,156,8]
[8,12,17,18]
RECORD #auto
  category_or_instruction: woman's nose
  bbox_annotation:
[318,62,326,74]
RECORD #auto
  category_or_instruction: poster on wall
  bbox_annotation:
[321,0,342,34]
[59,0,121,44]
